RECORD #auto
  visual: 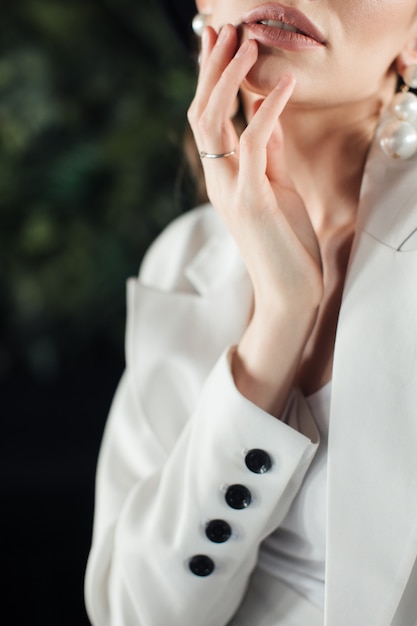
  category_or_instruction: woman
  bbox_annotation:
[85,0,417,624]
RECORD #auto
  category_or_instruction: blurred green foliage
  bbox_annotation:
[0,0,197,381]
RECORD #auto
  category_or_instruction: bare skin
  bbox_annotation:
[188,8,417,414]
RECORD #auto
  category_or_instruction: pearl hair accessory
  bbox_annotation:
[192,13,207,37]
[378,64,417,159]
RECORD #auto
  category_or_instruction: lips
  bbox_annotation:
[242,3,326,47]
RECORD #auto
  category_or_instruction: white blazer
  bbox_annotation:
[85,139,417,626]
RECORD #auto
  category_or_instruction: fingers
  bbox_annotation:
[266,122,294,191]
[239,74,296,186]
[200,39,257,150]
[188,26,258,156]
[193,25,238,108]
[196,26,235,88]
[188,22,297,227]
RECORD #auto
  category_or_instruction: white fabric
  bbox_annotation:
[85,139,417,626]
[258,382,331,610]
[86,320,320,626]
[228,565,324,626]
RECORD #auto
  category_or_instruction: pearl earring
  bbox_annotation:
[379,64,417,160]
[192,13,207,37]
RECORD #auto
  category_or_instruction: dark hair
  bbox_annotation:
[157,0,247,207]
[158,0,197,49]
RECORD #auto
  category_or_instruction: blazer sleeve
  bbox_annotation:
[85,209,319,626]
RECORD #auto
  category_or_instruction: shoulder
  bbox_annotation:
[138,203,227,291]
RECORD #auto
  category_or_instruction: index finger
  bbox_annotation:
[239,74,296,185]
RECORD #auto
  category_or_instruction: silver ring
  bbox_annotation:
[200,149,236,160]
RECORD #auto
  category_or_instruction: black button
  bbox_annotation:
[245,449,272,474]
[205,519,232,543]
[189,554,215,577]
[225,484,252,509]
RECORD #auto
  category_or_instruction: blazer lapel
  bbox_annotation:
[325,143,417,624]
[126,228,253,452]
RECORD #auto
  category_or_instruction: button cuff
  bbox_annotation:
[245,448,272,474]
[205,519,232,543]
[225,484,252,509]
[189,554,215,577]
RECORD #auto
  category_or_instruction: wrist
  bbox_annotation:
[231,305,317,417]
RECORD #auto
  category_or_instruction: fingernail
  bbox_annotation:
[216,25,228,45]
[235,40,252,58]
[275,73,295,90]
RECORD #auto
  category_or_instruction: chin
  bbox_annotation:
[242,52,294,98]
[242,73,274,99]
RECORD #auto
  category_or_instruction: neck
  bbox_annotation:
[281,102,376,233]
[242,79,395,235]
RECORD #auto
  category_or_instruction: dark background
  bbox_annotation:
[0,1,196,623]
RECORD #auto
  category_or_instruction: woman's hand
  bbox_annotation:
[187,25,324,415]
